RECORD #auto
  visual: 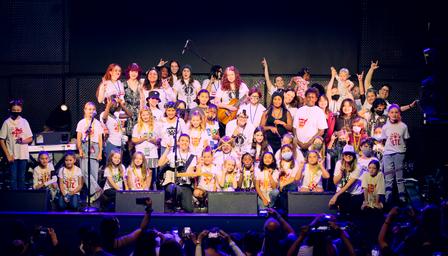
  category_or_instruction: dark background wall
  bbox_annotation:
[0,0,445,171]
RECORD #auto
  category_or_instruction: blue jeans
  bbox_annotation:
[383,153,406,202]
[58,194,80,210]
[10,159,27,190]
[104,140,121,159]
[80,142,100,195]
[258,189,280,210]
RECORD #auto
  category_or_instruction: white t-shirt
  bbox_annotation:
[132,123,159,158]
[197,164,220,192]
[213,150,240,170]
[58,166,83,194]
[100,112,122,146]
[150,107,163,122]
[173,79,202,109]
[361,171,385,208]
[215,83,249,105]
[334,161,363,195]
[0,117,33,160]
[239,103,266,128]
[357,156,379,174]
[103,165,125,191]
[293,105,328,143]
[380,121,410,155]
[278,160,299,187]
[159,117,187,148]
[165,149,197,185]
[188,128,210,156]
[206,121,220,148]
[33,165,56,189]
[300,164,324,191]
[255,168,279,192]
[221,171,240,192]
[76,118,104,143]
[335,77,354,100]
[286,105,298,121]
[103,80,125,101]
[225,120,255,154]
[126,167,149,190]
[202,79,221,98]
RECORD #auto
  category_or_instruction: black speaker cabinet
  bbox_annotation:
[208,192,258,214]
[116,191,164,213]
[0,190,49,212]
[287,192,336,214]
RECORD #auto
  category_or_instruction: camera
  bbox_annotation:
[39,227,48,236]
[182,227,191,238]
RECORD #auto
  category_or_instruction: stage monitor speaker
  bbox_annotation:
[0,190,48,212]
[116,191,164,213]
[288,192,336,214]
[208,192,258,214]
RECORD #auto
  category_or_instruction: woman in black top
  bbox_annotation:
[260,91,293,153]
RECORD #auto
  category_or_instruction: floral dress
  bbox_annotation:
[123,81,142,136]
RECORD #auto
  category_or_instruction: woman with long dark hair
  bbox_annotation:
[260,91,293,154]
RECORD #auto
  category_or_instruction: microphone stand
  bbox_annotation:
[82,115,99,212]
[183,40,213,67]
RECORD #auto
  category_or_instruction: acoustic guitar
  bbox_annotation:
[217,98,240,125]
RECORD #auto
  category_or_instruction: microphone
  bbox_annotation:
[92,110,97,117]
[182,39,190,55]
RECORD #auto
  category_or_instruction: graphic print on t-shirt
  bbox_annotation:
[234,134,246,147]
[368,183,376,193]
[12,127,24,138]
[389,132,401,146]
[298,118,308,128]
[167,126,176,136]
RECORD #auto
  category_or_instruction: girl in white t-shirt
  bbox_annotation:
[213,136,241,171]
[126,152,151,191]
[76,102,103,200]
[274,133,304,164]
[97,64,125,103]
[187,110,209,156]
[159,101,186,152]
[101,149,126,211]
[277,144,301,211]
[361,159,385,210]
[250,126,273,167]
[255,152,279,210]
[57,153,83,210]
[193,147,220,206]
[238,87,266,128]
[299,150,330,192]
[218,156,240,192]
[205,104,220,150]
[329,145,364,215]
[33,151,58,202]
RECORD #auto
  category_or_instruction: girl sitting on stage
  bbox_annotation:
[218,156,240,192]
[193,146,220,207]
[101,149,126,211]
[299,150,330,192]
[250,126,273,168]
[33,151,58,203]
[57,152,83,210]
[238,152,255,192]
[126,151,151,191]
[255,152,279,210]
